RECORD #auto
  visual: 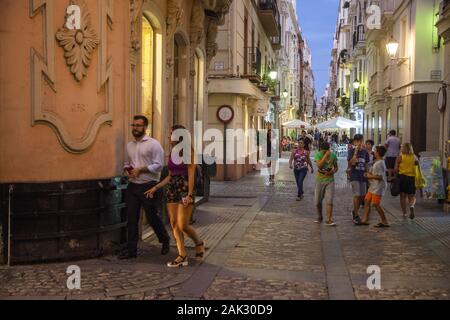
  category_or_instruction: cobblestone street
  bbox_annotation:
[1,154,450,300]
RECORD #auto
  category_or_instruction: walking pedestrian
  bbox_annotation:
[314,142,338,226]
[289,139,314,201]
[395,142,418,219]
[145,125,205,267]
[347,134,370,224]
[300,130,312,151]
[385,130,401,182]
[267,129,278,184]
[120,115,171,260]
[365,139,375,169]
[359,146,389,227]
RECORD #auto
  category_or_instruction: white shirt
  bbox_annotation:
[124,136,164,184]
[368,160,387,196]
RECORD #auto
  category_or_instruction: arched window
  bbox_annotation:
[142,16,154,135]
[194,49,205,122]
[173,33,188,127]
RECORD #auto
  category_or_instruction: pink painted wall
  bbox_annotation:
[0,0,129,183]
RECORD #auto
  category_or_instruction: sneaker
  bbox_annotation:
[167,256,188,268]
[314,217,323,224]
[325,221,337,227]
[409,207,415,219]
[296,197,301,201]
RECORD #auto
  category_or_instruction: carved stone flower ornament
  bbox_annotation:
[56,0,100,82]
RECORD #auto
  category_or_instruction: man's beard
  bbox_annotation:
[132,130,145,138]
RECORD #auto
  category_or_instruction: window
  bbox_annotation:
[173,40,180,125]
[401,18,407,58]
[378,111,382,144]
[366,115,369,138]
[194,50,204,122]
[371,112,375,141]
[142,17,154,135]
[397,106,404,140]
[386,108,391,138]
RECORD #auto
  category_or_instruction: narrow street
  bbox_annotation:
[1,154,449,300]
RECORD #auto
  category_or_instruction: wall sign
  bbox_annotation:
[420,156,446,200]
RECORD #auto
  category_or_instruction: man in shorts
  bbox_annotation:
[359,146,389,227]
[314,142,338,226]
[347,134,370,224]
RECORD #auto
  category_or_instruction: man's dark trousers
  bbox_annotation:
[126,182,170,255]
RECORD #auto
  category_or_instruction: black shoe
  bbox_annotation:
[351,211,361,224]
[118,251,137,260]
[161,242,170,255]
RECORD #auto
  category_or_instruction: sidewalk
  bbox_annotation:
[1,155,449,300]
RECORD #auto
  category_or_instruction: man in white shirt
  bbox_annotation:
[384,130,401,181]
[119,115,170,259]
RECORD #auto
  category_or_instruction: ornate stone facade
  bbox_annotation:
[55,0,100,82]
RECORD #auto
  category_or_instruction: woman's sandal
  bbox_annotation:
[195,242,206,259]
[167,255,188,268]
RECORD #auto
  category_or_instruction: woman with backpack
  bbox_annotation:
[289,139,314,201]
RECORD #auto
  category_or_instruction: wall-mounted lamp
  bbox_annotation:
[386,36,409,64]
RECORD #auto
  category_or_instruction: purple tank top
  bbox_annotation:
[168,155,188,177]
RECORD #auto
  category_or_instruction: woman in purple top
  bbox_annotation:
[145,125,205,268]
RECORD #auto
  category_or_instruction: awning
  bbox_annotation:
[282,119,311,129]
[316,117,362,130]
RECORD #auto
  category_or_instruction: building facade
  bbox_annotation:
[365,0,442,151]
[0,0,232,264]
[208,0,281,181]
[435,0,450,181]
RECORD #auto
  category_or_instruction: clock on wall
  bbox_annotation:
[438,83,447,113]
[217,105,234,124]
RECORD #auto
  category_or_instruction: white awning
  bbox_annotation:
[316,117,362,130]
[282,119,311,129]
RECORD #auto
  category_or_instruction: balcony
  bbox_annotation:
[353,24,366,48]
[340,17,351,31]
[257,0,281,37]
[353,86,366,105]
[242,47,262,84]
[270,23,282,50]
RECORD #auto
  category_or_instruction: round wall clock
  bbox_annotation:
[438,83,447,113]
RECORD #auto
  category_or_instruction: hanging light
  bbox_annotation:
[282,89,289,99]
[386,36,399,59]
[353,78,361,90]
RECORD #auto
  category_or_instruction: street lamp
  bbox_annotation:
[353,78,361,90]
[282,89,289,99]
[269,69,278,80]
[386,37,399,59]
[386,36,409,64]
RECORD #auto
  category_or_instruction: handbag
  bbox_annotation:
[415,165,426,189]
[390,175,400,197]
